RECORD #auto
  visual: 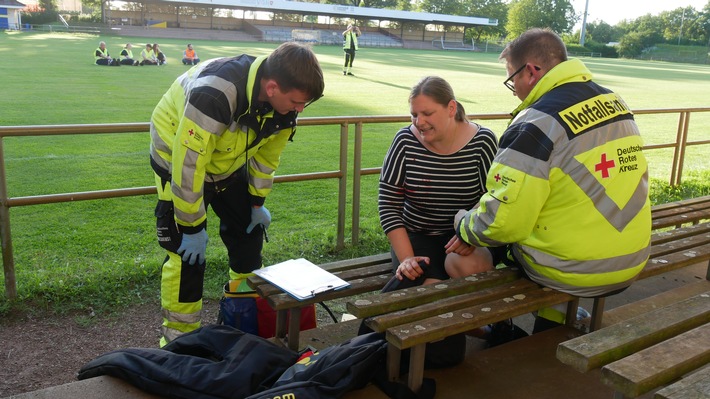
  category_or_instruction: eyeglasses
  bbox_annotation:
[503,64,541,92]
[503,64,526,92]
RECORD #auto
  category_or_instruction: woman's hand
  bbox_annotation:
[395,256,429,281]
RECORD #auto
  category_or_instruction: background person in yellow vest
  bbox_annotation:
[182,43,200,65]
[342,24,360,76]
[150,42,324,346]
[140,43,158,66]
[437,28,651,334]
[94,41,120,66]
[119,43,139,66]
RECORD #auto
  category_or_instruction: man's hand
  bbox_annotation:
[177,229,208,265]
[246,206,271,234]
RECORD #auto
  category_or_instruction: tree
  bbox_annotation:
[584,20,622,44]
[505,0,576,38]
[419,0,463,16]
[616,30,655,58]
[39,0,57,12]
[462,0,508,40]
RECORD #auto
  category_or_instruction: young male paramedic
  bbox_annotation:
[446,28,651,332]
[150,42,324,346]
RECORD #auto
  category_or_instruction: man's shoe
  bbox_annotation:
[343,71,346,75]
[347,72,354,76]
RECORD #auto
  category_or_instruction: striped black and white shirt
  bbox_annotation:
[379,124,498,235]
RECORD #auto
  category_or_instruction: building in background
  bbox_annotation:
[0,0,25,30]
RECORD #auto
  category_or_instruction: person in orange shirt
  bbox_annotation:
[182,43,200,65]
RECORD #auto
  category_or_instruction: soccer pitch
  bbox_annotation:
[1,31,709,303]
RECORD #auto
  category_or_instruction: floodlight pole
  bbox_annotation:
[678,7,686,45]
[579,0,589,46]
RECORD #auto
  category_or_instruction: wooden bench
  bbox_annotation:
[345,218,710,392]
[248,195,710,366]
[556,289,710,398]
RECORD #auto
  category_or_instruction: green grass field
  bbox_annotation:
[1,31,709,317]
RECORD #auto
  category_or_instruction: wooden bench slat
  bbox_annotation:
[650,227,710,257]
[653,363,710,399]
[651,196,710,229]
[366,278,540,332]
[319,253,392,272]
[601,323,710,398]
[266,274,392,310]
[331,262,392,280]
[387,287,574,349]
[601,280,710,328]
[346,267,522,319]
[652,209,710,229]
[641,242,710,279]
[652,222,710,246]
[556,292,710,373]
[651,202,710,220]
[650,195,710,213]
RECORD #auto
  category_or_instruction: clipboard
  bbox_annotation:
[253,258,350,301]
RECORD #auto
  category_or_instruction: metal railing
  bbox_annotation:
[1,107,709,299]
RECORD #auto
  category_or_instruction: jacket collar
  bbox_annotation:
[511,58,593,118]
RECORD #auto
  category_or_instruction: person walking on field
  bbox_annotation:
[442,28,651,334]
[149,42,324,346]
[342,24,361,76]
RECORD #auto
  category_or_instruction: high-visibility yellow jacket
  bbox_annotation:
[121,48,134,60]
[343,31,359,50]
[457,58,651,297]
[149,55,298,233]
[95,47,109,61]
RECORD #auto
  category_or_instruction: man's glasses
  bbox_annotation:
[503,64,526,92]
[503,64,541,92]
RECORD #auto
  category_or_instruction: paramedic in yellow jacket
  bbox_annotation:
[150,42,324,346]
[441,28,651,333]
[342,24,360,76]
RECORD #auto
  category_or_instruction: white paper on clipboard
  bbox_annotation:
[253,258,350,300]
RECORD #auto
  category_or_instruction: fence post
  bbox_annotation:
[352,122,363,246]
[0,137,17,299]
[670,111,690,186]
[336,123,349,250]
[674,112,691,187]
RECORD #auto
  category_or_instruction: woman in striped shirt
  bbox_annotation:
[379,76,498,285]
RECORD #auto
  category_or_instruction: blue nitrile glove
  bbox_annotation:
[246,206,271,234]
[177,229,208,265]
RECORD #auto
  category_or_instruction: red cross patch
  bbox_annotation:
[594,153,615,178]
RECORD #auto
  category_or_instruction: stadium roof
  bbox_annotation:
[161,0,498,27]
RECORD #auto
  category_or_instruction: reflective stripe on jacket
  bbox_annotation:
[149,55,298,232]
[457,58,651,297]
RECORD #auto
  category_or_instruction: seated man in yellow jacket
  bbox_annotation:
[399,28,651,334]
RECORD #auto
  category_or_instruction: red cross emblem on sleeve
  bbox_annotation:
[188,129,194,136]
[594,153,615,178]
